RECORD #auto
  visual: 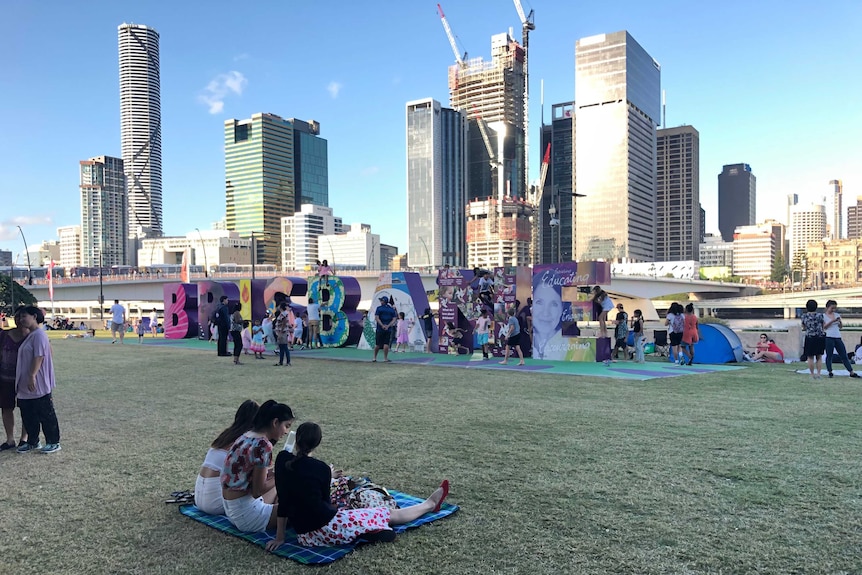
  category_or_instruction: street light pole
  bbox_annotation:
[98,251,104,321]
[250,231,255,281]
[195,228,209,277]
[548,200,559,264]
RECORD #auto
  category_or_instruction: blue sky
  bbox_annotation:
[2,0,860,260]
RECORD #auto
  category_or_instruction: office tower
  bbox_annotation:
[281,204,344,271]
[446,32,530,267]
[540,102,574,263]
[225,113,296,267]
[847,196,862,239]
[575,31,661,262]
[718,163,756,242]
[379,244,399,270]
[656,125,700,261]
[291,119,328,210]
[57,225,82,269]
[118,23,162,239]
[699,234,733,269]
[829,179,843,239]
[762,219,787,264]
[406,98,468,268]
[318,224,380,270]
[786,194,798,226]
[0,250,11,267]
[699,205,706,246]
[80,156,128,267]
[732,223,776,280]
[790,203,826,262]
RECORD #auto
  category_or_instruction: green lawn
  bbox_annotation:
[3,339,861,574]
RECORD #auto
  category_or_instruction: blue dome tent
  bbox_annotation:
[668,323,744,364]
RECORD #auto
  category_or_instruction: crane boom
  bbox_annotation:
[437,4,464,67]
[536,143,551,201]
[471,104,499,168]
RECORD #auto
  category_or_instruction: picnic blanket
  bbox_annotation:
[179,489,459,565]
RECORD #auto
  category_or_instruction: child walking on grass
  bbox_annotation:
[136,318,145,343]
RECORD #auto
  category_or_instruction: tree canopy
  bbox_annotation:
[0,273,38,314]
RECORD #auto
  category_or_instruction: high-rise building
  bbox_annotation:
[0,251,11,267]
[406,98,468,268]
[380,244,399,270]
[291,119,328,210]
[732,223,776,280]
[790,203,826,262]
[718,163,756,242]
[80,156,128,267]
[828,179,843,240]
[57,225,82,269]
[118,23,162,239]
[449,32,526,201]
[574,31,661,262]
[447,32,530,267]
[225,113,296,267]
[281,204,344,271]
[540,102,574,264]
[847,196,862,239]
[786,194,798,226]
[656,125,700,261]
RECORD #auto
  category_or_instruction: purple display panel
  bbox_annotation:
[404,272,435,350]
[361,273,433,351]
[596,337,612,362]
[196,281,240,340]
[488,267,518,358]
[530,262,611,361]
[309,275,362,347]
[436,269,476,354]
[163,283,199,339]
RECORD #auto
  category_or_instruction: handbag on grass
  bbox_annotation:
[330,476,399,510]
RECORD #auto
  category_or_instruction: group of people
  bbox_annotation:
[0,306,61,454]
[800,298,861,379]
[195,399,449,549]
[210,296,324,366]
[664,302,700,366]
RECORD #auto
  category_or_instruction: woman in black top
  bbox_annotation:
[267,422,449,550]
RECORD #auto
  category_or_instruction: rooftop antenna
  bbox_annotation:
[662,89,666,129]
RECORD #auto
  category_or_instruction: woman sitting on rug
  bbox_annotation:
[266,421,449,550]
[194,400,259,515]
[222,400,295,532]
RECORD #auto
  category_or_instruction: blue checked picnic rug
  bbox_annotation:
[179,490,459,564]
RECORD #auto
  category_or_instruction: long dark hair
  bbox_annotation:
[252,400,294,433]
[211,400,259,449]
[287,421,323,470]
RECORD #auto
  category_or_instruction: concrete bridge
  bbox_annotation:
[21,271,755,322]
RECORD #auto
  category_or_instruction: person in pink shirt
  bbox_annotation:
[680,303,700,366]
[15,306,61,454]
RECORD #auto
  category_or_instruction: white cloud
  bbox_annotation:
[360,166,380,177]
[198,71,248,114]
[327,81,342,99]
[232,53,249,62]
[0,215,53,240]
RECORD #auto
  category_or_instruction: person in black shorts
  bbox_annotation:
[419,308,435,353]
[372,297,397,362]
[801,298,826,379]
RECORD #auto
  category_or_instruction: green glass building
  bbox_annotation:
[225,113,296,267]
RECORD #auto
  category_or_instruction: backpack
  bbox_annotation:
[671,313,684,333]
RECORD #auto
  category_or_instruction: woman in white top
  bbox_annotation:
[195,400,259,515]
[823,299,859,379]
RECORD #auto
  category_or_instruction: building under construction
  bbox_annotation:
[448,32,530,267]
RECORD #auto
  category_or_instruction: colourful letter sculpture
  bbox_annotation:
[163,283,199,340]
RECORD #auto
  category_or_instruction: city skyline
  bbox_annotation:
[2,1,861,259]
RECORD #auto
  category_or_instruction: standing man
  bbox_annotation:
[372,296,397,363]
[498,308,525,366]
[109,299,126,344]
[213,295,231,357]
[306,297,321,348]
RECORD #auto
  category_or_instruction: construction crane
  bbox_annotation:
[513,0,534,208]
[437,4,466,67]
[530,143,551,264]
[471,104,503,235]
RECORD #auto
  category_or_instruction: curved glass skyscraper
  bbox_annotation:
[118,23,162,240]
